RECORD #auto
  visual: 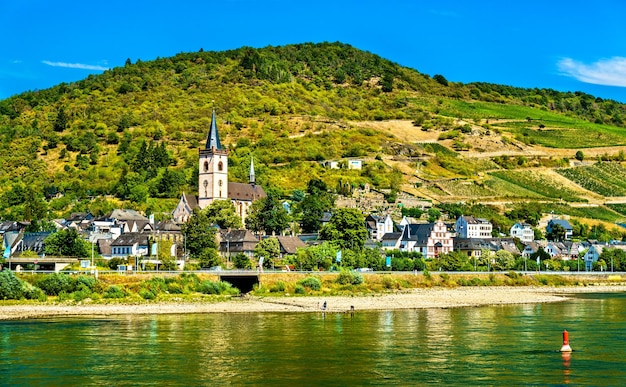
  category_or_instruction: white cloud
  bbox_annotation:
[558,57,626,87]
[42,60,109,71]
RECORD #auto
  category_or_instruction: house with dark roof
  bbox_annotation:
[522,241,543,258]
[453,238,494,259]
[381,232,403,250]
[219,229,259,258]
[276,235,307,258]
[365,214,394,241]
[0,221,26,236]
[546,219,573,240]
[111,233,150,258]
[13,232,52,256]
[398,220,453,259]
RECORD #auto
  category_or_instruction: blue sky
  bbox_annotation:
[1,0,625,102]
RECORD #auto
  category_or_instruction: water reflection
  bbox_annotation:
[1,293,625,385]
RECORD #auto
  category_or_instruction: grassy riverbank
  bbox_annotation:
[2,270,625,305]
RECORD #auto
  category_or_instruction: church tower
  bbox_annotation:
[198,109,228,209]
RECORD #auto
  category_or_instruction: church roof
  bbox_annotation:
[206,108,222,150]
[228,182,266,201]
[183,193,199,210]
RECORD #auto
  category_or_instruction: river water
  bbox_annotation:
[1,293,625,386]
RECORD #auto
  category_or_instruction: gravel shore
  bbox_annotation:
[1,285,625,320]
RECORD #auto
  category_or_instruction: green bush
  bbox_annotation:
[167,282,184,294]
[381,275,400,289]
[0,270,24,300]
[139,289,156,300]
[141,277,168,294]
[294,285,306,294]
[197,280,239,295]
[75,275,98,291]
[72,285,93,302]
[270,281,286,293]
[298,276,321,290]
[336,270,364,285]
[35,273,74,296]
[104,285,127,299]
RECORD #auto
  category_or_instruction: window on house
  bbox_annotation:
[204,161,209,172]
[218,161,223,171]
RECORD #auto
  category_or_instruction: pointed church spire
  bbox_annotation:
[205,108,222,150]
[249,156,256,185]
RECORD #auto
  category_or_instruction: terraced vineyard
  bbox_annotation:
[489,169,587,202]
[557,162,626,197]
[607,203,626,216]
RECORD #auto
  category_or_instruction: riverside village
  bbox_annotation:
[1,111,623,276]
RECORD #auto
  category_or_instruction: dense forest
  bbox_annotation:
[0,42,625,222]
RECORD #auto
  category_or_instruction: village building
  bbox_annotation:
[219,229,259,259]
[172,109,266,224]
[393,220,454,259]
[365,214,394,241]
[455,215,493,239]
[510,222,534,243]
[546,219,574,240]
[276,235,307,258]
[583,243,626,271]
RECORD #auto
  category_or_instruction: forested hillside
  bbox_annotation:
[1,42,626,223]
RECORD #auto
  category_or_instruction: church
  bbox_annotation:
[172,109,266,224]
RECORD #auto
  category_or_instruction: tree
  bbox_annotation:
[293,242,336,271]
[204,200,243,229]
[254,237,281,269]
[157,239,178,271]
[319,208,368,250]
[427,208,441,223]
[530,247,550,262]
[547,223,566,242]
[433,74,448,86]
[575,150,584,162]
[296,179,336,233]
[245,192,291,235]
[53,106,68,132]
[180,208,220,267]
[381,70,394,92]
[44,229,90,257]
[233,253,251,269]
[436,250,471,271]
[599,248,626,271]
[494,250,515,271]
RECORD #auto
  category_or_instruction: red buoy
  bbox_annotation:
[560,329,572,352]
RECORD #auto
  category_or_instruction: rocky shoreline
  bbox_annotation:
[1,285,625,320]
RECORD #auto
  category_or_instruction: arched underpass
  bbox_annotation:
[218,274,260,293]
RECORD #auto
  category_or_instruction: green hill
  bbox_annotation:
[1,41,626,224]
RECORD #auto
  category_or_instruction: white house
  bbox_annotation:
[455,216,492,239]
[110,233,149,258]
[510,222,534,243]
[365,214,394,241]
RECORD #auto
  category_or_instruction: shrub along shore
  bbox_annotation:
[1,270,625,320]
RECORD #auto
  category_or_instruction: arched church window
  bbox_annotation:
[204,161,209,172]
[218,161,223,171]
